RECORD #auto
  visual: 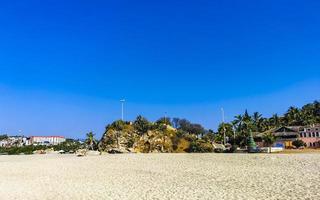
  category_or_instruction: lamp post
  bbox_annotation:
[120,99,125,121]
[164,112,167,125]
[233,126,236,145]
[221,108,226,145]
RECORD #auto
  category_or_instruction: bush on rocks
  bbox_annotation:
[187,139,213,153]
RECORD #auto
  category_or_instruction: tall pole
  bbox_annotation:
[233,126,236,145]
[120,99,125,121]
[221,108,226,145]
[164,112,167,125]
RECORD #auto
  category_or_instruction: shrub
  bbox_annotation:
[0,145,46,155]
[134,115,151,135]
[127,137,135,148]
[53,140,82,152]
[187,139,213,153]
[292,140,306,148]
[175,138,190,153]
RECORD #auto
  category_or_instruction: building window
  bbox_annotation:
[310,142,313,147]
[316,132,319,137]
[312,132,315,137]
[304,133,307,137]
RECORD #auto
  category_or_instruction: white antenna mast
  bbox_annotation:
[120,99,125,121]
[221,108,226,145]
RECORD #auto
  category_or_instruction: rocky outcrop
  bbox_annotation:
[98,128,137,153]
[76,149,87,156]
[98,126,179,153]
[133,130,174,153]
[98,123,212,153]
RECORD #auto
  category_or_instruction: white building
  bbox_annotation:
[30,136,66,146]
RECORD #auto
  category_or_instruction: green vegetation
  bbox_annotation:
[1,100,318,154]
[53,139,83,152]
[217,101,320,147]
[99,116,211,153]
[0,145,46,155]
[292,140,306,148]
[263,133,276,147]
[0,139,83,155]
[262,133,276,152]
[98,100,320,153]
[188,139,213,153]
[134,115,150,135]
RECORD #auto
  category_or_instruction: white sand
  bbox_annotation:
[0,153,319,200]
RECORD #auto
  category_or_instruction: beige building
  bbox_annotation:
[299,126,320,148]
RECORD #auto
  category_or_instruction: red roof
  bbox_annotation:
[30,136,65,138]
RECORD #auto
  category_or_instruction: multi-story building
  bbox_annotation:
[299,125,320,148]
[272,127,300,148]
[256,125,320,149]
[30,136,66,146]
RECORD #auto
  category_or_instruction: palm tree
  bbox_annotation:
[314,101,320,123]
[85,132,97,150]
[242,110,253,136]
[263,133,275,153]
[232,114,244,132]
[301,102,319,125]
[269,114,280,128]
[284,106,302,126]
[259,118,270,132]
[252,112,263,132]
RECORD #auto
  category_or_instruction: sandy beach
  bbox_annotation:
[0,153,319,200]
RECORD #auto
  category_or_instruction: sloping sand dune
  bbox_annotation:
[0,153,319,200]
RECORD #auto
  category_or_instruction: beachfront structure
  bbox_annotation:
[30,136,66,146]
[272,127,299,148]
[299,125,320,148]
[256,125,320,149]
[256,127,299,148]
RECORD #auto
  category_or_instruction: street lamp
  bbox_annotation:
[221,108,226,145]
[120,99,125,121]
[164,112,167,125]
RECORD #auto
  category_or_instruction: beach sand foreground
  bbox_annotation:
[0,153,319,200]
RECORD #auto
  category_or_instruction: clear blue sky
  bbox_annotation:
[0,0,319,138]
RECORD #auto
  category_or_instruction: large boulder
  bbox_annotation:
[134,130,173,153]
[76,149,87,157]
[98,128,137,153]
